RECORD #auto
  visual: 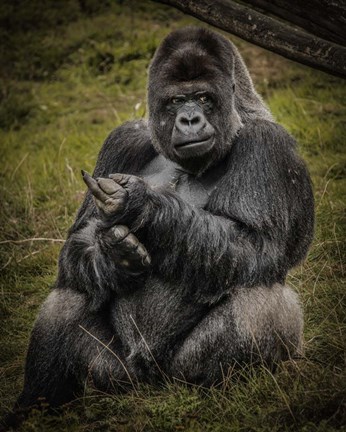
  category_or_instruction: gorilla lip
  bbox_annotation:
[175,135,214,149]
[174,136,215,159]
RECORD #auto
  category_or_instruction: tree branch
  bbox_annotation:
[153,0,346,78]
[243,0,345,45]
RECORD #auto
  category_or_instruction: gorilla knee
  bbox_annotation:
[38,288,88,325]
[171,285,303,386]
[232,284,304,364]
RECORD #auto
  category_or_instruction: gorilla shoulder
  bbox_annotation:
[93,120,156,178]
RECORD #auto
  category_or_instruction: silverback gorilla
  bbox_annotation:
[18,27,314,409]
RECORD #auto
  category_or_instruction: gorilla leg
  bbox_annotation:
[170,284,303,385]
[17,289,130,410]
[110,278,210,383]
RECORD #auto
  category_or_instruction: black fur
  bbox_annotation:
[12,27,314,419]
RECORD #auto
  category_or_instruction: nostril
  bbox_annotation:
[191,115,202,126]
[175,111,206,133]
[179,116,190,126]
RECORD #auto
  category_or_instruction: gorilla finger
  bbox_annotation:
[97,178,124,195]
[119,233,140,252]
[109,173,140,187]
[112,225,130,242]
[135,243,151,266]
[143,254,151,266]
[119,258,148,273]
[94,197,124,215]
[111,187,128,201]
[94,197,103,210]
[105,197,125,214]
[82,171,108,202]
[94,198,112,215]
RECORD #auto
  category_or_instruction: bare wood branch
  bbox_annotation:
[243,0,345,45]
[153,0,346,78]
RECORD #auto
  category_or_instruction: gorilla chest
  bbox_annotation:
[140,155,218,208]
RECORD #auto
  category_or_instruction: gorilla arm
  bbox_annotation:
[89,120,314,304]
[55,121,156,311]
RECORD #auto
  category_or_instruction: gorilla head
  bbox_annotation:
[147,27,273,174]
[148,27,244,174]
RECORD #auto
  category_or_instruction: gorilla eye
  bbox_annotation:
[171,96,185,104]
[199,95,209,104]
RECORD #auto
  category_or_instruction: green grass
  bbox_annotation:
[0,0,345,430]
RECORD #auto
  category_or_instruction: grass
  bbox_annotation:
[0,0,345,430]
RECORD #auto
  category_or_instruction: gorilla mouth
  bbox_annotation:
[175,136,214,148]
[174,135,215,154]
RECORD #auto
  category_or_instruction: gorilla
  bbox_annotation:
[17,27,314,410]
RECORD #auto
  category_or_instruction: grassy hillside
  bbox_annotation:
[0,0,345,430]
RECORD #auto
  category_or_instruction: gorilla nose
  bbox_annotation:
[175,111,206,134]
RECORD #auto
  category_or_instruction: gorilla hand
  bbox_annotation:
[82,170,128,220]
[82,170,150,226]
[106,224,151,271]
[82,171,151,271]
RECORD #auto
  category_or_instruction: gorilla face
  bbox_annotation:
[148,27,242,174]
[169,92,215,160]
